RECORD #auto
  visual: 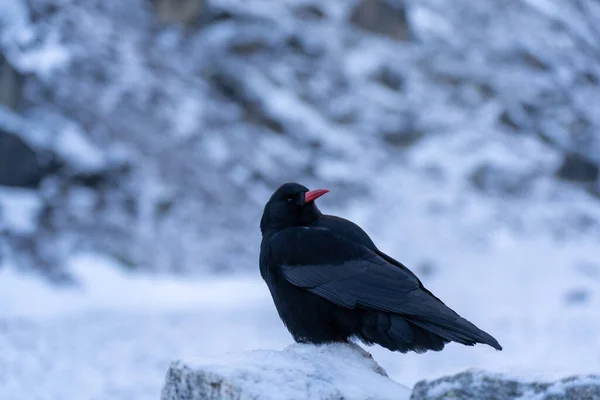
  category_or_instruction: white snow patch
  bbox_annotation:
[0,253,269,319]
[172,96,203,140]
[54,123,106,172]
[16,37,71,77]
[203,135,231,166]
[0,0,34,45]
[0,187,42,233]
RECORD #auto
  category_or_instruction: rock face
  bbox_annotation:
[411,370,600,400]
[151,0,207,25]
[0,128,45,188]
[160,343,410,400]
[3,0,600,278]
[0,53,25,110]
[349,0,412,41]
[556,153,599,183]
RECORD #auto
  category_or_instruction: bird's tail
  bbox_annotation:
[407,315,503,351]
[358,312,446,353]
[357,311,502,353]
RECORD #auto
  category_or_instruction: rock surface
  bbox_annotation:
[0,53,25,110]
[160,343,410,400]
[0,128,45,188]
[349,0,412,41]
[411,370,600,400]
[555,153,599,183]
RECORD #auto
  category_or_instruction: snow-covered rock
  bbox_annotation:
[411,370,600,400]
[160,343,411,400]
[161,348,600,400]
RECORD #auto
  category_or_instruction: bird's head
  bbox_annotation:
[260,182,329,234]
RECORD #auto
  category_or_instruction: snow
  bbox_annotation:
[0,107,107,173]
[0,0,32,46]
[14,34,71,77]
[424,379,463,398]
[0,187,42,233]
[163,343,410,400]
[0,255,278,400]
[54,123,106,172]
[0,0,69,76]
[0,253,267,319]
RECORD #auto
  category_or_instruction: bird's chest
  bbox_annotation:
[259,233,350,342]
[265,266,344,340]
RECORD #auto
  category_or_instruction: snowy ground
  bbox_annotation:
[0,255,280,400]
[2,202,600,400]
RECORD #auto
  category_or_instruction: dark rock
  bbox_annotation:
[286,35,323,58]
[499,109,522,131]
[564,288,589,305]
[293,4,325,20]
[374,65,404,91]
[209,71,286,134]
[349,0,412,41]
[469,164,533,197]
[0,129,45,188]
[587,185,600,200]
[151,0,207,25]
[522,102,538,116]
[556,154,599,183]
[517,49,551,71]
[229,39,270,56]
[382,129,423,147]
[0,53,26,111]
[580,71,598,85]
[411,370,600,400]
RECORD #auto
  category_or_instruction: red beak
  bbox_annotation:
[305,188,329,203]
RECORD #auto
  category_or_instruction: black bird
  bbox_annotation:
[259,182,502,353]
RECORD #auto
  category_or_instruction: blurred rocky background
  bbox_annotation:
[1,0,599,281]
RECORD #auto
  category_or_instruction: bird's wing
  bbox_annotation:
[270,227,447,317]
[269,226,502,350]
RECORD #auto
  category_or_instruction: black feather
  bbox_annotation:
[260,182,503,353]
